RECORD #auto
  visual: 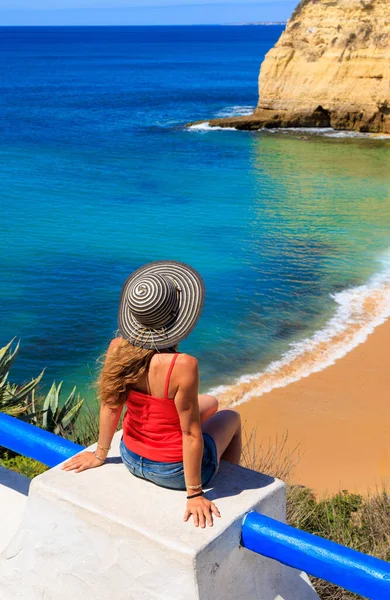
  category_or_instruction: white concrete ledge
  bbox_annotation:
[0,431,318,600]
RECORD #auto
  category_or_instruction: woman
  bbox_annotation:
[63,260,242,528]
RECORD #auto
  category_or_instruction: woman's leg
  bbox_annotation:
[202,409,242,465]
[198,394,219,424]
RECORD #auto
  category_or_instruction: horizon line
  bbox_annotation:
[0,22,287,27]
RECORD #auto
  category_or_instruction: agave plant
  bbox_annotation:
[0,339,44,418]
[41,381,84,436]
[0,339,85,439]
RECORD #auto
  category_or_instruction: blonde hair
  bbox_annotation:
[98,337,176,408]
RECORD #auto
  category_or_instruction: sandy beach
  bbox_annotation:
[235,319,390,496]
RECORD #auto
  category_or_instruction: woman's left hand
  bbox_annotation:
[184,495,221,528]
[61,451,104,473]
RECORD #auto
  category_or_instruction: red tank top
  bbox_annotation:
[122,353,183,462]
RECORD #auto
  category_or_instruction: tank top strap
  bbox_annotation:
[164,353,179,399]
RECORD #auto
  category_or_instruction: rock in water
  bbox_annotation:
[197,0,390,133]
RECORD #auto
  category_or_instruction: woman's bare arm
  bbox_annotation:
[174,355,220,527]
[62,339,123,472]
[174,355,204,492]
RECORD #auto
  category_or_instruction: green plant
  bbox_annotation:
[41,381,84,437]
[0,339,86,439]
[286,486,390,599]
[0,339,43,418]
[0,452,48,478]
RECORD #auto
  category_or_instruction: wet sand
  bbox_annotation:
[235,319,390,496]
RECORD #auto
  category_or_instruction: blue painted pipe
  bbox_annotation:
[0,412,84,467]
[242,512,390,599]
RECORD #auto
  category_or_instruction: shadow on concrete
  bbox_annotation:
[205,461,276,501]
[0,466,30,496]
[105,456,123,465]
[106,456,276,501]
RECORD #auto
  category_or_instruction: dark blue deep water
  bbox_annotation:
[1,26,389,401]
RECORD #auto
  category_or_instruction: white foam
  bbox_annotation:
[268,127,334,134]
[188,123,390,139]
[215,105,255,118]
[324,130,390,139]
[266,127,390,139]
[188,122,238,132]
[209,251,390,406]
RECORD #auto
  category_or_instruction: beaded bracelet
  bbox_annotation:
[94,452,105,464]
[186,491,204,500]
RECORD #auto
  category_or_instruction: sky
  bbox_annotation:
[0,0,298,26]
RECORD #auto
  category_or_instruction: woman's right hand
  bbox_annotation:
[184,495,221,528]
[61,451,105,473]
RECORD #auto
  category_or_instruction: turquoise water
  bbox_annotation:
[1,26,389,401]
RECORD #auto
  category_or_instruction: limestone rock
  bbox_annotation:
[200,0,390,133]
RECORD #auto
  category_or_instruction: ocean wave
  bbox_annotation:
[215,105,255,118]
[324,131,390,140]
[210,252,390,407]
[188,122,238,132]
[267,127,334,135]
[267,127,390,139]
[189,123,390,139]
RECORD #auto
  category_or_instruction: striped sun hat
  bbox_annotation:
[118,260,205,350]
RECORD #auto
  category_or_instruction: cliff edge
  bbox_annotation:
[194,0,390,133]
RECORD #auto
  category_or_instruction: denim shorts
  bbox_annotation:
[120,433,219,491]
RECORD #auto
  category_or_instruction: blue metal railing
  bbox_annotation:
[242,512,390,599]
[0,412,84,467]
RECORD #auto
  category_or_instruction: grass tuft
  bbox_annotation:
[240,429,300,481]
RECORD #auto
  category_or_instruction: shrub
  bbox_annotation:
[287,486,390,599]
[0,452,48,478]
[0,339,85,438]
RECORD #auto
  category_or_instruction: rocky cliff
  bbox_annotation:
[197,0,390,133]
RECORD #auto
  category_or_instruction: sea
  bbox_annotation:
[1,25,389,404]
